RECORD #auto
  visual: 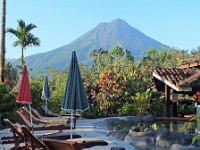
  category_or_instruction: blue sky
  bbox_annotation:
[4,0,200,59]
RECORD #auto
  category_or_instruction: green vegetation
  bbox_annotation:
[0,45,199,125]
[191,115,200,144]
[7,19,40,67]
[0,81,18,122]
[134,89,151,116]
[132,123,150,132]
[177,103,195,116]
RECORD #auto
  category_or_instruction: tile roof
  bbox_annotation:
[179,56,200,69]
[153,68,200,91]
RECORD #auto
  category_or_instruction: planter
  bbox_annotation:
[129,129,152,137]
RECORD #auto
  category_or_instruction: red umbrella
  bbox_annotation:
[16,65,33,132]
[16,65,32,104]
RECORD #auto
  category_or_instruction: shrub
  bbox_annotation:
[0,83,18,124]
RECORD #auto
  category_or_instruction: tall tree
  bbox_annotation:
[0,0,6,82]
[7,19,40,66]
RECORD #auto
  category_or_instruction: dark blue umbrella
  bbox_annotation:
[41,75,50,115]
[61,51,88,139]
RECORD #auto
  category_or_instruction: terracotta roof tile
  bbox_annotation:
[181,56,200,64]
[179,56,200,69]
[153,68,200,88]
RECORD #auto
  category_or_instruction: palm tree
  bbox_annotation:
[7,19,40,66]
[0,0,6,82]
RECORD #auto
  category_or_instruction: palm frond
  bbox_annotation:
[192,134,200,144]
[13,41,20,47]
[25,33,40,47]
[17,19,25,29]
[7,28,19,37]
[26,23,37,32]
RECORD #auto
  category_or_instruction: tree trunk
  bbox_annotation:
[0,0,6,82]
[106,105,110,117]
[21,47,24,66]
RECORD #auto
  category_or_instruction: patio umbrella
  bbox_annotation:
[41,75,50,116]
[16,65,33,132]
[61,51,89,139]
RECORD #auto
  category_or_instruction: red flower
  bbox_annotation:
[193,91,200,101]
[4,79,8,83]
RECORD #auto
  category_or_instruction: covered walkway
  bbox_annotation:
[152,57,200,118]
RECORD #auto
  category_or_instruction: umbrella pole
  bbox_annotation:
[70,110,73,140]
[29,104,34,134]
[74,109,76,129]
[45,100,48,116]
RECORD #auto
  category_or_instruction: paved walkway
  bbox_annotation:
[73,117,135,150]
[1,117,135,150]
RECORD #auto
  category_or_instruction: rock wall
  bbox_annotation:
[98,114,200,150]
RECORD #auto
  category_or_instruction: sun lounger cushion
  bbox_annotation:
[37,132,81,140]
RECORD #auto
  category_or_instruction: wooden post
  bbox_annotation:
[172,102,177,117]
[172,92,178,117]
[165,84,170,118]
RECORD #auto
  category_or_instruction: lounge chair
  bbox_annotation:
[1,119,82,149]
[40,105,80,118]
[20,107,70,125]
[21,126,108,150]
[31,107,72,120]
[16,111,70,131]
[1,119,24,148]
[41,105,61,117]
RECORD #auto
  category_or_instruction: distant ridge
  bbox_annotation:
[10,19,165,74]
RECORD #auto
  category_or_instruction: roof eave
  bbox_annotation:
[153,72,192,92]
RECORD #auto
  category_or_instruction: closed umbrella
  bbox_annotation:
[61,51,88,139]
[16,65,33,132]
[41,75,50,116]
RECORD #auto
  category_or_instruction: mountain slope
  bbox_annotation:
[10,19,165,73]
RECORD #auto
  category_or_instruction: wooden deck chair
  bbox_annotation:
[21,126,108,150]
[22,126,50,150]
[40,105,61,117]
[40,105,80,119]
[16,111,70,131]
[31,107,72,120]
[1,119,24,148]
[20,107,70,125]
[2,119,82,149]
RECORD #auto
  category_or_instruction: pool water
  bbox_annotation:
[111,121,197,133]
[152,121,196,133]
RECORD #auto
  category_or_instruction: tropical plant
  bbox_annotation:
[134,89,152,116]
[7,19,40,66]
[132,123,149,132]
[191,92,200,144]
[190,46,200,56]
[84,82,99,113]
[89,48,109,80]
[191,114,200,144]
[88,46,151,117]
[4,62,19,89]
[30,75,45,110]
[150,92,165,117]
[120,102,135,116]
[97,69,126,116]
[177,103,195,116]
[142,48,187,69]
[47,67,68,113]
[0,0,6,82]
[0,82,18,124]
